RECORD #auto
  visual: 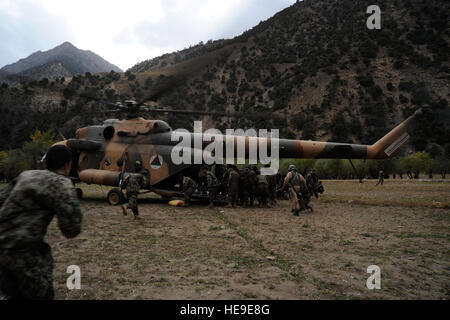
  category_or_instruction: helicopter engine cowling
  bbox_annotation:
[79,169,122,187]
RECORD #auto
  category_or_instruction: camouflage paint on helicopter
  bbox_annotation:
[54,108,421,199]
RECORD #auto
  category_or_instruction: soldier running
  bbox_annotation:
[281,164,309,216]
[0,145,82,299]
[121,161,146,219]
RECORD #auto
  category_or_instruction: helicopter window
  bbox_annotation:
[103,126,115,140]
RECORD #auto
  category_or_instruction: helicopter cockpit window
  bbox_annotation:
[149,121,172,134]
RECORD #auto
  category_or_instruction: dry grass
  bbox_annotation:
[321,179,450,208]
[2,179,449,299]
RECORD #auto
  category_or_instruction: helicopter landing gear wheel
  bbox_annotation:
[76,188,83,200]
[107,188,126,206]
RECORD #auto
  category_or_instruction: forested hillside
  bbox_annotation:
[0,0,448,159]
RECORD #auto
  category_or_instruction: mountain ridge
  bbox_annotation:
[1,41,122,80]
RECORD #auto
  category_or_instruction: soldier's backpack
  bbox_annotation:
[290,171,301,187]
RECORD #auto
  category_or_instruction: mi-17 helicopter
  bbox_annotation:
[52,93,423,205]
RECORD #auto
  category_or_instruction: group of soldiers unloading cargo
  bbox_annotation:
[182,164,324,216]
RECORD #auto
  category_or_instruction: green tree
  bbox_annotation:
[432,155,449,178]
[0,130,55,181]
[29,129,55,146]
[403,152,432,178]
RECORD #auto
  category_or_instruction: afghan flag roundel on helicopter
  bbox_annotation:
[150,154,163,170]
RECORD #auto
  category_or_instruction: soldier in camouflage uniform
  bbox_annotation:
[221,164,233,197]
[201,167,219,208]
[0,145,82,299]
[255,170,270,208]
[376,170,384,186]
[121,161,145,219]
[241,166,256,207]
[227,166,240,208]
[182,175,197,207]
[263,164,278,206]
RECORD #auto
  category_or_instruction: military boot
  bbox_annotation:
[133,209,140,220]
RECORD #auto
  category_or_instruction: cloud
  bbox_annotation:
[0,0,297,70]
[0,0,73,67]
[217,0,297,39]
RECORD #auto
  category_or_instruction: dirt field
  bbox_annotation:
[5,179,449,300]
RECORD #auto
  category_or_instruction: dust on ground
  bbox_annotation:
[41,179,450,299]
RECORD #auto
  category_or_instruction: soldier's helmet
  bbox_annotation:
[135,160,142,172]
[288,164,297,172]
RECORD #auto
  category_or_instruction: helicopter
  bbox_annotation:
[52,94,423,205]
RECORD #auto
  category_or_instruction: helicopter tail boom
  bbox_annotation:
[236,108,421,160]
[367,108,421,159]
[290,108,421,160]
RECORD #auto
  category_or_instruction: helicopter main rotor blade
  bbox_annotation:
[144,108,235,117]
[137,75,184,105]
[137,46,233,105]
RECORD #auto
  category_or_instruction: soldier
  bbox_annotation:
[182,175,197,207]
[221,164,233,196]
[275,171,287,200]
[264,164,278,206]
[241,166,256,207]
[310,169,319,185]
[0,145,82,299]
[376,170,384,186]
[281,164,308,216]
[227,166,240,207]
[201,167,219,207]
[255,170,270,208]
[121,161,145,219]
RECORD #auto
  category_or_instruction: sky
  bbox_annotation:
[0,0,296,71]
